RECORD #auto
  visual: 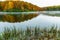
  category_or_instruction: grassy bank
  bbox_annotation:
[0,27,60,40]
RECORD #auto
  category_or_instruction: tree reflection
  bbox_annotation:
[2,13,38,22]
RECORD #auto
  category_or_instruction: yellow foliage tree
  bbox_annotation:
[5,0,21,1]
[0,1,43,11]
[4,1,14,10]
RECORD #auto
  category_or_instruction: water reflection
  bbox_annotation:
[0,14,60,33]
[0,13,38,22]
[0,12,60,33]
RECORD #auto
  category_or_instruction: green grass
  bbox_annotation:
[0,27,60,40]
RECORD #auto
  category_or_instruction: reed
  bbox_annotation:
[0,27,60,40]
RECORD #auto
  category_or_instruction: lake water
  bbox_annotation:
[0,11,60,33]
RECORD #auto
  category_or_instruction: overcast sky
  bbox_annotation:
[0,0,60,7]
[23,0,60,7]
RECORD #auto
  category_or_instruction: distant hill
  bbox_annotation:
[44,6,60,11]
[0,1,43,12]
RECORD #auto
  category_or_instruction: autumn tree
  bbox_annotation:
[0,1,43,12]
[5,0,20,1]
[4,1,14,10]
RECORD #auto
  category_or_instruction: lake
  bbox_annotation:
[0,11,60,33]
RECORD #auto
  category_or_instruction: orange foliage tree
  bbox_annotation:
[4,1,14,10]
[0,1,43,11]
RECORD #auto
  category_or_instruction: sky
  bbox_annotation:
[23,0,60,7]
[0,0,60,7]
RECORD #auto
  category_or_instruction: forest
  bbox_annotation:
[0,1,43,12]
[44,6,60,11]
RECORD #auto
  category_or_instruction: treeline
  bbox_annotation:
[0,1,43,12]
[0,14,38,22]
[44,6,60,11]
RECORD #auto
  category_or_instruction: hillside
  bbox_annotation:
[44,6,60,11]
[0,1,43,12]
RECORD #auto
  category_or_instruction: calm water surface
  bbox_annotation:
[0,11,60,33]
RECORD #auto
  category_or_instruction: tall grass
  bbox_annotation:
[0,27,60,40]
